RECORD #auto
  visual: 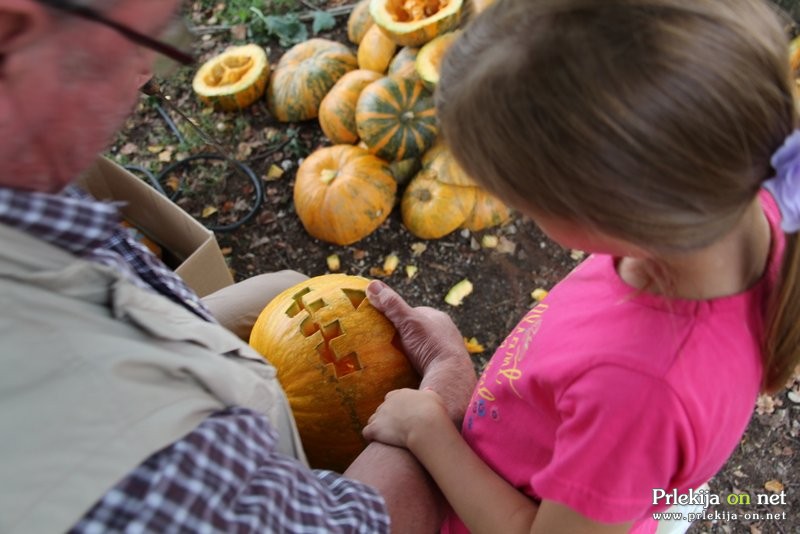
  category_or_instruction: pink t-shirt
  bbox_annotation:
[442,192,784,534]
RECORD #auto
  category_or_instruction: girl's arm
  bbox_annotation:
[363,389,631,534]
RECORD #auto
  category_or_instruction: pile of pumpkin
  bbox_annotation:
[192,0,509,246]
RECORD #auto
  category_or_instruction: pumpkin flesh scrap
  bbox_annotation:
[389,0,451,22]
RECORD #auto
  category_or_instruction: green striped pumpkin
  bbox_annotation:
[319,70,382,144]
[355,76,437,161]
[268,39,358,122]
[387,47,420,81]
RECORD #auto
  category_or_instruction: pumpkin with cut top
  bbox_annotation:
[192,44,269,111]
[249,274,420,472]
[370,0,464,47]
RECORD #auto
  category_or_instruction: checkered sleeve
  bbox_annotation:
[70,407,390,534]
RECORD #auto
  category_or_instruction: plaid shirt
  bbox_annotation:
[1,185,390,533]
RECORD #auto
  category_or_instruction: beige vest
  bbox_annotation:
[0,224,307,533]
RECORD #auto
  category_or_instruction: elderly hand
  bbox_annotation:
[366,281,477,423]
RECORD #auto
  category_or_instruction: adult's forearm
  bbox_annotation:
[344,441,447,533]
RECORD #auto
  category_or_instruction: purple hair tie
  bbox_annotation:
[764,130,800,233]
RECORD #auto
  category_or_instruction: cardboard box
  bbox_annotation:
[78,157,234,297]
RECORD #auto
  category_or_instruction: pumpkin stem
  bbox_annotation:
[320,169,338,184]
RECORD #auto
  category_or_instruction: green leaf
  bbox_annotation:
[249,7,308,46]
[311,11,336,35]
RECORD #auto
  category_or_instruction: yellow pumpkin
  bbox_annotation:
[249,274,420,472]
[462,188,513,231]
[347,0,375,44]
[416,31,460,91]
[319,70,383,144]
[293,145,397,245]
[370,0,464,47]
[421,139,477,186]
[358,25,398,73]
[268,39,358,122]
[401,169,477,239]
[191,44,269,111]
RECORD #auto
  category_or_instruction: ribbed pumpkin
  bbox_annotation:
[370,0,464,47]
[462,188,513,231]
[358,25,397,73]
[421,139,477,187]
[319,70,382,144]
[268,39,358,122]
[249,274,420,472]
[402,170,477,239]
[347,0,375,45]
[356,76,438,161]
[388,46,420,80]
[191,44,269,111]
[416,31,460,91]
[294,145,396,245]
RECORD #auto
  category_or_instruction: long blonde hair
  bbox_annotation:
[438,0,799,391]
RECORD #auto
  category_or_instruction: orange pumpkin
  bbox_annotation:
[388,46,420,80]
[358,25,397,73]
[249,274,420,472]
[293,145,397,245]
[401,169,477,239]
[462,188,513,231]
[421,139,477,186]
[319,70,382,144]
[370,0,464,47]
[356,76,438,161]
[347,0,375,45]
[268,39,358,122]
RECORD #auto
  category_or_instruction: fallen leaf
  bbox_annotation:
[231,23,248,40]
[353,249,367,260]
[164,175,181,192]
[201,206,218,218]
[764,479,784,493]
[158,149,173,163]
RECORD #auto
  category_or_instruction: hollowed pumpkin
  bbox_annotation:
[347,0,375,44]
[370,0,464,47]
[319,70,382,144]
[416,30,460,90]
[356,76,438,161]
[421,139,477,187]
[192,44,269,111]
[249,274,420,472]
[294,145,397,245]
[462,188,513,231]
[401,169,476,239]
[268,39,358,122]
[358,25,397,73]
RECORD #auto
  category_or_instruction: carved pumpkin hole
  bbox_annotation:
[306,298,325,313]
[286,287,313,318]
[342,288,367,310]
[316,320,363,378]
[300,316,320,337]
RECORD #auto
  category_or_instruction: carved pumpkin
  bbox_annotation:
[416,31,460,90]
[191,44,269,111]
[268,39,358,122]
[358,25,397,73]
[319,70,382,144]
[401,169,476,239]
[388,46,420,80]
[421,139,477,186]
[462,188,513,231]
[356,76,438,161]
[347,0,375,45]
[370,0,464,47]
[249,274,420,472]
[294,145,396,245]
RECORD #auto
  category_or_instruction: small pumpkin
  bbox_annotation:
[249,274,420,472]
[356,76,438,161]
[389,157,421,186]
[416,31,460,91]
[294,145,397,245]
[421,139,477,187]
[268,39,358,122]
[319,70,383,144]
[388,46,420,80]
[370,0,464,47]
[462,188,513,231]
[191,44,269,111]
[347,0,375,45]
[401,169,477,239]
[358,25,397,73]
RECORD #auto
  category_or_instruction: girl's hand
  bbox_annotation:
[363,388,450,449]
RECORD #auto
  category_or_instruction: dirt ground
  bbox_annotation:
[106,1,799,532]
